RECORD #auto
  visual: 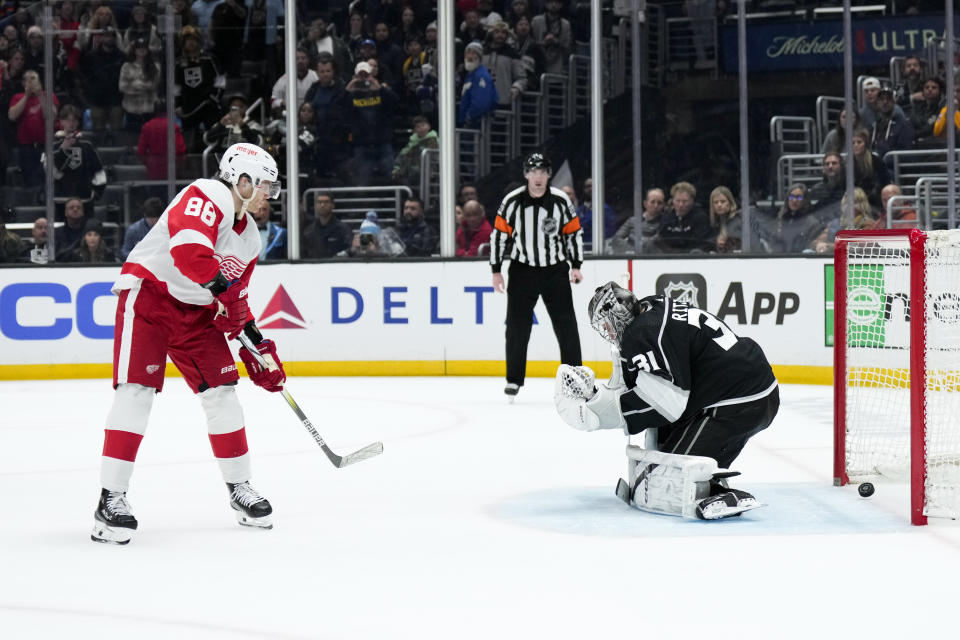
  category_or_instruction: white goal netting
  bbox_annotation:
[842,230,960,519]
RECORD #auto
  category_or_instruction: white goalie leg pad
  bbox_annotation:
[625,445,718,518]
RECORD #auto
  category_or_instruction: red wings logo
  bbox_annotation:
[213,254,248,280]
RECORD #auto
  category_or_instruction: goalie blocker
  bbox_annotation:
[555,282,780,519]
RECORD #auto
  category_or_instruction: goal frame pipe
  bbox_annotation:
[833,229,928,525]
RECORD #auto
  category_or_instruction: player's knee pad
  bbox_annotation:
[106,383,155,435]
[624,445,719,518]
[199,384,244,435]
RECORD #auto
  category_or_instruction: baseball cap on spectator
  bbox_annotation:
[360,38,376,48]
[862,77,881,90]
[877,86,894,98]
[465,42,484,57]
[355,61,373,75]
[426,21,437,32]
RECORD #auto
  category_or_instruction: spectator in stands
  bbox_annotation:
[813,187,876,254]
[821,108,860,155]
[358,38,396,90]
[933,85,960,140]
[871,87,914,156]
[401,36,429,109]
[0,216,23,263]
[79,27,125,131]
[300,15,353,84]
[709,186,741,253]
[423,21,438,67]
[373,21,405,90]
[459,183,479,207]
[54,197,88,259]
[266,101,320,175]
[344,11,370,61]
[456,199,493,257]
[174,25,224,143]
[392,115,438,185]
[413,62,438,124]
[576,177,617,251]
[655,181,713,253]
[911,76,946,142]
[508,0,533,24]
[345,60,398,186]
[24,216,49,264]
[0,48,24,187]
[514,15,545,91]
[851,128,889,206]
[476,0,504,28]
[483,21,527,108]
[8,69,58,188]
[23,25,59,84]
[398,196,438,257]
[270,47,318,112]
[765,184,822,254]
[609,187,666,254]
[209,0,247,77]
[243,0,283,78]
[53,1,81,95]
[875,183,916,227]
[62,219,116,263]
[458,42,498,127]
[459,9,487,45]
[121,4,161,55]
[252,199,286,260]
[172,0,199,31]
[303,191,352,259]
[345,211,405,258]
[560,185,577,208]
[49,104,106,216]
[304,53,348,177]
[399,6,422,46]
[809,152,845,218]
[204,93,264,151]
[191,0,222,38]
[894,55,924,111]
[119,39,161,131]
[137,101,188,180]
[531,0,571,74]
[859,77,906,129]
[120,196,164,261]
[77,4,119,53]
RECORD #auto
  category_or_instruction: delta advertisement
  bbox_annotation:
[720,14,959,73]
[0,257,833,381]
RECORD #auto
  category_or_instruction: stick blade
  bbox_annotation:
[336,442,384,468]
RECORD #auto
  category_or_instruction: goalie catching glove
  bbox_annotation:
[554,364,626,432]
[239,339,286,392]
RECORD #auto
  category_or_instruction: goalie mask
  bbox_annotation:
[588,282,638,345]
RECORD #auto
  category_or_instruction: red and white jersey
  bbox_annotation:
[114,179,261,305]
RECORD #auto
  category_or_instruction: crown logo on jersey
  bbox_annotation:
[258,285,306,329]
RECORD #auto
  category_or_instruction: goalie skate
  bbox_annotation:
[695,488,761,520]
[228,481,273,529]
[91,488,138,545]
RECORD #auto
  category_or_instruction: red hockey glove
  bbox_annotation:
[210,279,251,340]
[238,339,286,393]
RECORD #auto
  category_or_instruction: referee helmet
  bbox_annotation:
[523,152,552,176]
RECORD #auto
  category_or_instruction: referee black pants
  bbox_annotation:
[654,387,780,469]
[505,261,582,385]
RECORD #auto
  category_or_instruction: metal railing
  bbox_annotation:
[815,96,844,147]
[301,186,413,228]
[884,194,921,229]
[568,54,591,125]
[516,90,543,154]
[539,73,569,141]
[916,176,958,229]
[775,153,827,201]
[419,148,440,212]
[456,127,484,183]
[665,16,717,76]
[770,116,818,156]
[885,148,960,197]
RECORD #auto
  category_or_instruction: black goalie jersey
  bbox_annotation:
[617,295,777,434]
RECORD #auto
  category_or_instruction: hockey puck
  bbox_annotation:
[858,482,875,498]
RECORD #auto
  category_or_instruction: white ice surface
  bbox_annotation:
[2,378,960,639]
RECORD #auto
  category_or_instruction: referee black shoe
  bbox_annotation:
[504,383,520,402]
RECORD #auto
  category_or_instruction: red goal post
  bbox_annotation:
[833,229,960,526]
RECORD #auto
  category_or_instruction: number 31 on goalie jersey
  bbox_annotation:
[677,305,738,351]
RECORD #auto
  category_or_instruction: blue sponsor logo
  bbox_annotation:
[331,286,496,324]
[0,282,114,340]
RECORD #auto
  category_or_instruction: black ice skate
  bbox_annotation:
[91,488,138,545]
[227,481,273,529]
[504,383,520,403]
[695,481,761,520]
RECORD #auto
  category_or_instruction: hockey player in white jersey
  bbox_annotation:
[554,282,779,520]
[92,143,287,544]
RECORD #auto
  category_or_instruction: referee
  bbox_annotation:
[490,152,584,400]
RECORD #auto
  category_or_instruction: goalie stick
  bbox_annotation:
[237,323,384,468]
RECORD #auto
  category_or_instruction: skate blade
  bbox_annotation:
[699,501,764,520]
[234,510,273,529]
[90,522,133,545]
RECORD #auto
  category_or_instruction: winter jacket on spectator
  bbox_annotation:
[457,64,498,127]
[456,216,493,257]
[911,96,945,140]
[655,204,714,253]
[119,60,161,116]
[398,217,438,257]
[302,215,353,259]
[576,202,617,252]
[392,128,438,183]
[482,44,527,107]
[871,110,914,156]
[530,12,571,74]
[763,203,823,254]
[304,78,348,147]
[347,85,398,146]
[80,44,125,109]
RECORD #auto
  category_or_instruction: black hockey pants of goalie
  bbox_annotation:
[647,388,780,469]
[505,261,582,386]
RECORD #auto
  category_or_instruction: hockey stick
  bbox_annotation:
[237,323,383,468]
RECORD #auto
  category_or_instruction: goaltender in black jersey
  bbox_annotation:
[554,282,779,520]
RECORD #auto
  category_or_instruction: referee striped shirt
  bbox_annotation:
[489,185,584,272]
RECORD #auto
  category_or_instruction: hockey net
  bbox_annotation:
[834,229,960,525]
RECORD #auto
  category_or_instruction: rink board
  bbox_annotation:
[0,257,832,382]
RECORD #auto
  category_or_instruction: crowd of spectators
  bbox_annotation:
[0,2,955,265]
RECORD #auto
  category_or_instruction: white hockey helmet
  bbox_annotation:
[218,143,281,199]
[588,281,638,344]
